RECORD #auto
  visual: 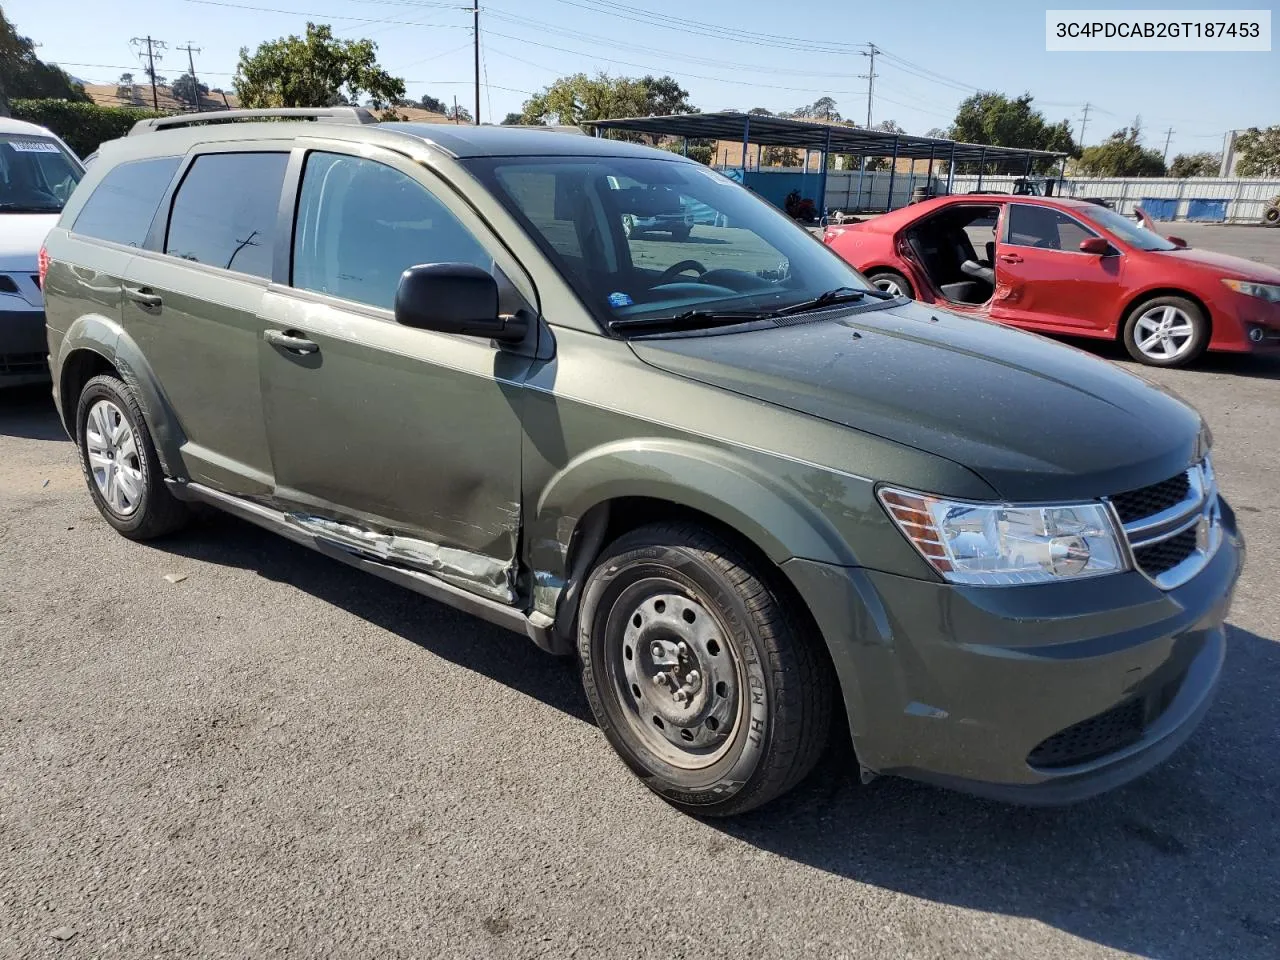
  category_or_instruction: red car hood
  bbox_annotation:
[1155,247,1280,282]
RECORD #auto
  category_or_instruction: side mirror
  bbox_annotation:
[393,263,528,343]
[1079,237,1110,255]
[1167,236,1188,249]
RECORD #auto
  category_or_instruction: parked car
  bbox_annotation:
[42,109,1242,814]
[824,194,1280,367]
[0,116,84,386]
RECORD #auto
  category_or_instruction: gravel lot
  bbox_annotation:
[3,226,1279,959]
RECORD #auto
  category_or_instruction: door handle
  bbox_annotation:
[998,253,1024,264]
[124,286,162,307]
[264,328,320,355]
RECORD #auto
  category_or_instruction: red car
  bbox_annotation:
[823,195,1280,367]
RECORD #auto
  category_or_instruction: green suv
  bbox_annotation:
[42,109,1243,815]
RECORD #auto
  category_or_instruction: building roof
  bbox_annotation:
[82,83,241,113]
[591,112,1065,167]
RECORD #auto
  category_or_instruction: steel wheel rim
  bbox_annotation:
[873,277,904,297]
[608,587,744,769]
[85,399,144,516]
[1134,305,1196,361]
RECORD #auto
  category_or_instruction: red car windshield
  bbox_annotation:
[1085,206,1179,252]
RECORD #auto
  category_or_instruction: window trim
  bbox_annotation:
[277,140,540,321]
[143,142,293,281]
[1002,202,1104,254]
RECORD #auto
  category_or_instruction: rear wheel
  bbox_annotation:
[75,374,189,539]
[1122,295,1210,367]
[866,269,914,299]
[1264,205,1280,228]
[578,522,834,816]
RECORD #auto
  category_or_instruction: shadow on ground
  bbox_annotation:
[0,384,68,441]
[152,513,1279,960]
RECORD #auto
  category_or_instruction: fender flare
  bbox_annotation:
[528,437,859,622]
[56,313,188,478]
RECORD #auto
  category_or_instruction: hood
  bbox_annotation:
[1155,246,1280,283]
[631,301,1204,501]
[0,213,59,272]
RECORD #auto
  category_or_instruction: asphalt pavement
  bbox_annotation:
[3,236,1279,958]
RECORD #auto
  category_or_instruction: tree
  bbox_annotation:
[786,96,840,121]
[1076,122,1166,176]
[747,106,773,116]
[1169,151,1221,178]
[418,93,448,114]
[445,103,473,123]
[762,145,801,166]
[924,126,948,139]
[0,8,89,104]
[519,73,694,136]
[234,23,405,109]
[501,112,525,125]
[950,92,1077,171]
[171,72,208,108]
[1235,125,1280,178]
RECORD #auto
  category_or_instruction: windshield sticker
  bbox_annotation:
[8,140,61,154]
[607,291,634,307]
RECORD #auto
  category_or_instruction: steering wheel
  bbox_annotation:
[654,259,708,286]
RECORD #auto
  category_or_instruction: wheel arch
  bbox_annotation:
[55,314,188,477]
[1116,287,1213,341]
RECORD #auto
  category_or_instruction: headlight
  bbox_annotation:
[879,487,1129,585]
[1222,278,1280,302]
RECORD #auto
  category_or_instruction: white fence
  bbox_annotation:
[816,171,1280,223]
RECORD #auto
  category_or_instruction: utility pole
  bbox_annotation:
[858,43,879,129]
[473,0,481,125]
[1077,102,1092,148]
[1162,126,1174,165]
[176,42,201,110]
[453,95,460,125]
[131,36,166,110]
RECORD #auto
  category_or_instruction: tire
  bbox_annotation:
[1264,206,1280,228]
[75,374,189,540]
[577,521,834,816]
[1121,295,1210,368]
[622,214,636,239]
[866,269,914,299]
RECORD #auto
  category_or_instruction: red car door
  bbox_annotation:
[991,203,1122,336]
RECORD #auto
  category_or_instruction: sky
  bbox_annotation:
[7,0,1278,159]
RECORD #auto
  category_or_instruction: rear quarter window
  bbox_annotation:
[71,156,181,246]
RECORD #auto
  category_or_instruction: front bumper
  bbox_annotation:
[0,307,51,385]
[784,503,1244,804]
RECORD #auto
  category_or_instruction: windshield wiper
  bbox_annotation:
[770,286,876,317]
[608,309,769,334]
[0,202,62,213]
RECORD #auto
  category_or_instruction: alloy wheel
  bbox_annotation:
[873,277,904,297]
[84,399,145,516]
[1133,305,1196,362]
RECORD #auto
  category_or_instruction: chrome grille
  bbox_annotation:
[1109,458,1220,590]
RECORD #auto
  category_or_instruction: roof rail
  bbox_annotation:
[128,107,378,136]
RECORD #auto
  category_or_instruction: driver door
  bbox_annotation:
[991,203,1121,334]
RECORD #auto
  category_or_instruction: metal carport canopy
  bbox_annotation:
[590,111,1064,165]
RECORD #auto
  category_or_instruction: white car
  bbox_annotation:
[1,116,84,387]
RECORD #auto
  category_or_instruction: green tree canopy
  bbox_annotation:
[233,23,405,109]
[519,72,695,129]
[500,112,525,125]
[786,96,840,121]
[949,92,1077,172]
[418,93,448,114]
[0,8,89,105]
[171,72,209,108]
[1235,125,1280,177]
[1169,151,1221,178]
[1076,122,1166,176]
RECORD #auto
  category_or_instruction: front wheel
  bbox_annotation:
[866,269,914,299]
[1264,205,1280,228]
[1122,295,1210,367]
[578,522,834,816]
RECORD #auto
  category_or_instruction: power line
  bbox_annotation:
[1078,102,1092,147]
[181,0,468,28]
[176,42,202,109]
[859,43,878,128]
[129,36,167,109]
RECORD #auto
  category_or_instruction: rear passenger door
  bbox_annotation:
[122,147,289,495]
[257,144,536,603]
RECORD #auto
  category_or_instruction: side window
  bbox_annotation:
[1006,205,1098,251]
[71,156,180,246]
[292,152,493,310]
[165,152,288,279]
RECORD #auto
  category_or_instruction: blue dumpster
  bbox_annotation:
[1186,199,1228,222]
[1140,197,1179,220]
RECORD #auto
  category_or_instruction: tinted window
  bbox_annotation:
[1006,205,1099,251]
[292,152,492,310]
[72,156,179,246]
[165,152,287,278]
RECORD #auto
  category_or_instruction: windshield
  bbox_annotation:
[0,133,84,214]
[1085,205,1178,251]
[465,155,870,330]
